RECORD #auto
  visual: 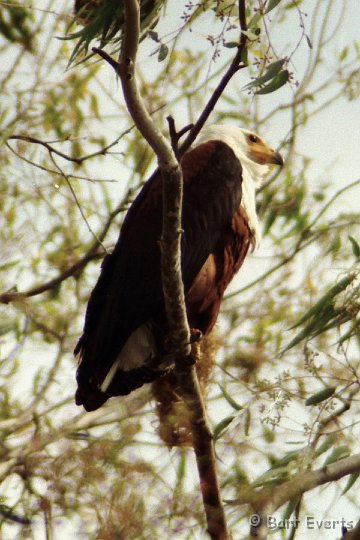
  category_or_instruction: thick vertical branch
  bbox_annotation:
[117,0,177,169]
[118,0,190,357]
[177,341,230,540]
[94,1,230,538]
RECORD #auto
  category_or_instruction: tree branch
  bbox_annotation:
[268,452,360,512]
[8,132,127,165]
[230,453,360,538]
[92,1,231,538]
[0,200,125,304]
[177,340,230,540]
[118,0,190,358]
[179,0,248,156]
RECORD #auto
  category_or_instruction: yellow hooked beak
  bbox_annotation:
[249,141,283,167]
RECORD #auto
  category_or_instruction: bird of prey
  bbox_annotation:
[75,125,283,411]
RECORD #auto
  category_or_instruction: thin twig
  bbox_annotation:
[0,200,125,304]
[49,153,107,251]
[178,0,248,156]
[166,116,193,158]
[8,131,127,164]
[8,106,167,166]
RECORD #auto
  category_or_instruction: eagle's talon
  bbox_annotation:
[190,329,202,344]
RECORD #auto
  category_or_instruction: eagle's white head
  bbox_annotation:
[196,124,283,186]
[196,124,283,245]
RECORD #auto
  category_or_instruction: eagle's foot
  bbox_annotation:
[190,328,202,344]
[182,329,202,367]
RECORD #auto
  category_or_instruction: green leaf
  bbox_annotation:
[175,452,187,487]
[315,434,337,456]
[224,41,239,48]
[219,385,243,411]
[215,0,238,18]
[213,414,236,440]
[252,465,289,487]
[255,69,289,94]
[340,46,349,61]
[244,409,251,436]
[148,30,159,42]
[265,0,282,14]
[263,209,277,236]
[248,12,262,27]
[292,274,355,328]
[158,43,168,62]
[285,0,304,8]
[241,47,248,65]
[323,445,350,466]
[0,260,20,271]
[349,236,360,258]
[338,320,360,346]
[241,29,261,41]
[283,496,301,521]
[283,273,357,351]
[0,320,16,337]
[305,387,336,406]
[244,59,286,90]
[342,472,360,495]
[270,450,301,469]
[263,426,276,443]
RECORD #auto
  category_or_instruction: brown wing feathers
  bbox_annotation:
[75,140,252,410]
[186,207,253,334]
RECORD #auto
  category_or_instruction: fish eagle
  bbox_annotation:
[75,125,283,411]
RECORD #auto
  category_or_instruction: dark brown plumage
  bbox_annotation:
[75,126,282,411]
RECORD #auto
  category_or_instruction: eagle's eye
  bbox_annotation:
[248,134,258,143]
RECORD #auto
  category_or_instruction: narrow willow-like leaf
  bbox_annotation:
[349,236,360,258]
[244,59,286,89]
[255,70,289,94]
[305,387,336,406]
[342,472,360,495]
[282,495,301,521]
[224,41,239,48]
[248,11,262,27]
[175,451,187,487]
[291,274,356,329]
[323,445,350,466]
[265,0,282,14]
[270,450,301,469]
[252,465,289,487]
[315,434,337,456]
[0,260,20,271]
[219,385,243,411]
[213,414,236,440]
[244,409,251,436]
